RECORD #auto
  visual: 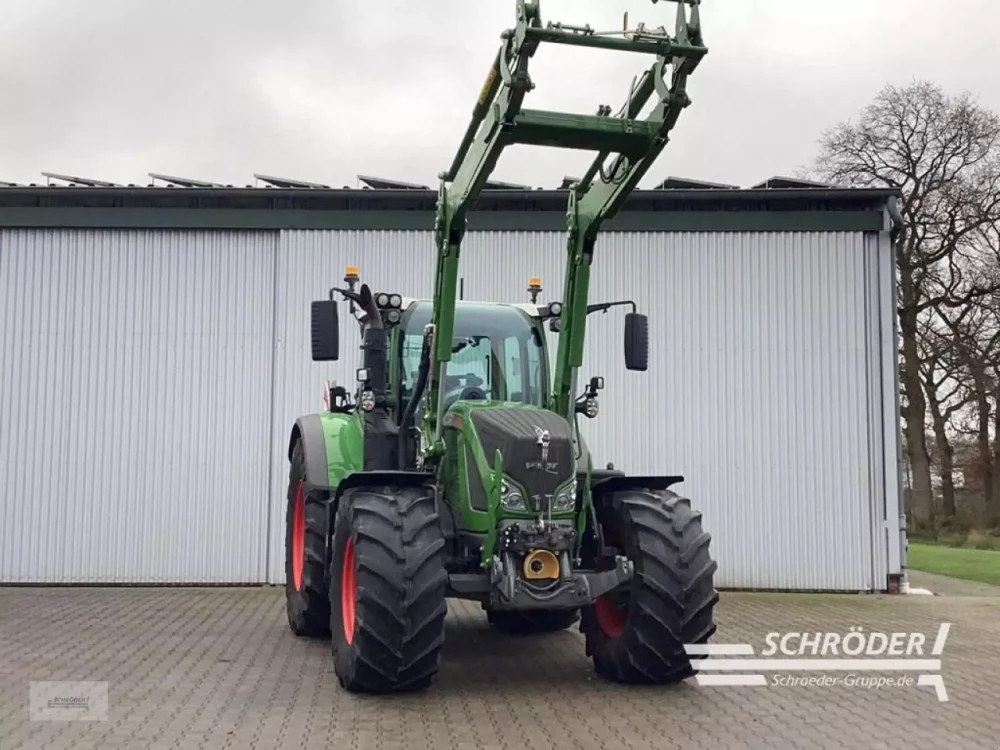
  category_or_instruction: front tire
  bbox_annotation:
[284,440,331,637]
[329,485,448,693]
[580,489,718,684]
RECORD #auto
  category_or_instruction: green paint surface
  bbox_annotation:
[320,411,365,489]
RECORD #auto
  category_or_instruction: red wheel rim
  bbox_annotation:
[291,482,305,591]
[594,594,628,637]
[341,538,357,644]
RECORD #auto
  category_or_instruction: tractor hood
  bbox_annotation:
[446,402,576,513]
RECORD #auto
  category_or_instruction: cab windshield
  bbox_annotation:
[397,301,547,407]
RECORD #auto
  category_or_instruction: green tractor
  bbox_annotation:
[283,0,718,693]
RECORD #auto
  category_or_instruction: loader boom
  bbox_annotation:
[422,0,707,453]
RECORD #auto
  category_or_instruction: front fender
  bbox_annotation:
[332,470,435,503]
[288,415,329,490]
[287,412,364,491]
[591,474,684,499]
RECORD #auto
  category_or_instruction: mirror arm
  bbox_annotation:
[541,299,635,327]
[586,300,637,316]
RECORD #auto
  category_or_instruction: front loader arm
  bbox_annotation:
[550,1,706,418]
[422,0,708,454]
[424,4,543,451]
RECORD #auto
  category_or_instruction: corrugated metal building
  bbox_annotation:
[0,180,905,591]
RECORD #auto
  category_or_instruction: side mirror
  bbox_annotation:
[311,300,340,361]
[624,312,648,371]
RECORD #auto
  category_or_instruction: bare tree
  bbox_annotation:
[806,80,1000,534]
[918,309,969,521]
[927,218,1000,529]
[945,315,992,521]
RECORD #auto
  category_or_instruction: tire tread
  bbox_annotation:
[284,441,331,638]
[332,486,448,693]
[581,488,719,684]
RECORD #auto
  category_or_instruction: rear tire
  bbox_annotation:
[284,440,331,638]
[329,485,448,693]
[485,608,580,635]
[580,489,718,684]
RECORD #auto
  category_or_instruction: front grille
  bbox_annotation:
[469,407,574,511]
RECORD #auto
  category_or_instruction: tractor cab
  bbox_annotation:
[395,299,550,415]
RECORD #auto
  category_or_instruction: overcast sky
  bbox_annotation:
[1,0,998,189]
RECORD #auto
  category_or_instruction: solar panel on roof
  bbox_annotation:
[41,171,119,187]
[484,180,531,190]
[751,176,832,189]
[254,173,330,189]
[357,175,429,190]
[148,172,224,188]
[654,176,739,190]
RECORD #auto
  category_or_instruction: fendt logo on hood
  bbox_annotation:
[527,425,559,474]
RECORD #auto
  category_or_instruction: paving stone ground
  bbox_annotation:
[1,579,997,750]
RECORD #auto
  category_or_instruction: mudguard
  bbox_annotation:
[333,470,435,503]
[288,415,330,491]
[591,474,684,498]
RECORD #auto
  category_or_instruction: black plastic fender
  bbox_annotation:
[287,415,330,490]
[584,474,686,563]
[330,471,440,560]
[332,470,436,503]
[590,474,684,500]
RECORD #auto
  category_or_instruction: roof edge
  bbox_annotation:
[0,185,901,215]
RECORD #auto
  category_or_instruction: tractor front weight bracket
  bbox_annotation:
[488,551,634,611]
[484,517,634,609]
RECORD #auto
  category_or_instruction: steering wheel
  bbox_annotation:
[444,372,485,390]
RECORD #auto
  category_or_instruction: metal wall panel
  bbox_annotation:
[873,228,905,578]
[272,229,892,590]
[0,229,277,583]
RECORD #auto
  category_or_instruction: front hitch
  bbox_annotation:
[488,550,634,611]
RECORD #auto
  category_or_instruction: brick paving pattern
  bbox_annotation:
[1,581,997,749]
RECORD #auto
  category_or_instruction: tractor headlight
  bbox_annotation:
[500,480,526,511]
[552,479,577,512]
